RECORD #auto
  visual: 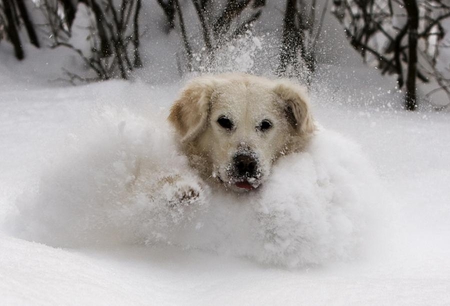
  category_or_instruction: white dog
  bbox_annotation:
[168,73,316,193]
[19,74,371,266]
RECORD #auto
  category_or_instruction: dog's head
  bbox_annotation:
[169,73,315,192]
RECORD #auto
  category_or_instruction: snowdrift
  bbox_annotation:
[11,102,383,267]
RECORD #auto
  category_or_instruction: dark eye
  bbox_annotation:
[258,119,272,132]
[217,116,234,130]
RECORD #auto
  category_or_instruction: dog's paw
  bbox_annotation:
[159,175,208,224]
[168,183,201,208]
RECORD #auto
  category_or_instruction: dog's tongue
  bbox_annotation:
[235,181,254,190]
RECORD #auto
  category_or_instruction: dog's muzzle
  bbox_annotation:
[231,152,261,191]
[234,154,257,177]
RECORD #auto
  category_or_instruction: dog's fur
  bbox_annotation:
[169,73,315,192]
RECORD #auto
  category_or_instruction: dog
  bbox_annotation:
[168,73,316,193]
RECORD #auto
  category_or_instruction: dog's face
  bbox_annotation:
[169,74,315,192]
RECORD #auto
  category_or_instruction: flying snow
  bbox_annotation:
[11,100,385,267]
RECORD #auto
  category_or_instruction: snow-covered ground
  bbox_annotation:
[1,2,450,304]
[1,62,450,305]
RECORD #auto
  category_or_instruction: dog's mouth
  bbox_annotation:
[235,180,257,191]
[217,175,261,192]
[231,174,262,191]
[216,152,264,192]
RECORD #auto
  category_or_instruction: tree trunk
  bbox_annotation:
[3,0,24,60]
[192,0,213,53]
[404,0,419,111]
[59,0,77,29]
[16,0,40,48]
[80,0,112,57]
[277,0,303,76]
[175,0,193,71]
[133,0,143,68]
[253,0,265,8]
[156,0,176,31]
[213,0,251,39]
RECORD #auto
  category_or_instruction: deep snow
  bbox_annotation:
[1,67,450,305]
[8,93,380,267]
[1,1,450,304]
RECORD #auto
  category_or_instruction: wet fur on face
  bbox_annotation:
[169,73,316,192]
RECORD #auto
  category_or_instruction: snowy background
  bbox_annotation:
[1,1,450,305]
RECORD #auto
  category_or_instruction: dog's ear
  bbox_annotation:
[273,80,315,136]
[168,78,215,143]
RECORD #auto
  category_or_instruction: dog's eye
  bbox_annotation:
[258,119,272,132]
[217,116,234,130]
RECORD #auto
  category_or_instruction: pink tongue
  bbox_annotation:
[235,181,254,190]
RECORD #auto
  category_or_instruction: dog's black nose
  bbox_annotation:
[234,154,257,177]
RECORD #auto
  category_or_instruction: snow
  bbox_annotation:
[1,2,450,305]
[4,80,376,268]
[1,66,450,305]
